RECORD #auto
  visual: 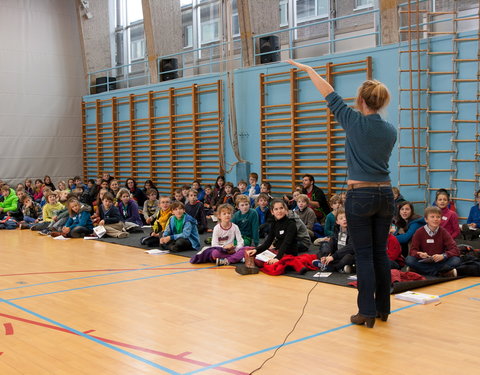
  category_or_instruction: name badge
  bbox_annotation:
[280,230,284,235]
[426,239,434,243]
[338,233,347,246]
[442,216,447,221]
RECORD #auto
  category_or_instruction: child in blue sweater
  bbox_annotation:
[461,189,480,241]
[61,198,94,238]
[160,201,201,252]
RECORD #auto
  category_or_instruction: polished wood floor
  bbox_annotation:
[1,230,479,375]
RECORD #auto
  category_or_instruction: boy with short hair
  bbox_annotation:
[19,195,42,229]
[312,208,355,273]
[160,201,201,252]
[255,193,273,238]
[405,206,461,277]
[143,188,159,224]
[232,195,260,246]
[98,192,128,238]
[203,184,214,215]
[248,172,260,198]
[237,180,249,196]
[172,188,185,204]
[184,189,208,234]
[294,194,317,239]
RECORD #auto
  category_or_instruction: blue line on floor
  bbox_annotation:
[182,281,480,375]
[0,297,179,375]
[0,261,189,292]
[3,266,217,302]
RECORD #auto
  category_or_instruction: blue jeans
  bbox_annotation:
[405,255,461,276]
[345,187,394,317]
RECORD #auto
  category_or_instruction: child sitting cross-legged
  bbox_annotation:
[190,203,245,266]
[255,193,273,238]
[56,198,93,238]
[184,189,208,234]
[19,195,42,229]
[117,188,143,228]
[143,189,159,225]
[231,194,259,246]
[141,195,172,247]
[294,194,317,240]
[405,206,461,277]
[98,192,128,238]
[311,207,355,273]
[31,191,64,232]
[159,201,201,252]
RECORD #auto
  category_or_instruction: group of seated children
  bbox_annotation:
[1,174,478,279]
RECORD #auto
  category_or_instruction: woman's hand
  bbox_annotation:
[246,249,257,257]
[267,258,279,265]
[286,59,311,72]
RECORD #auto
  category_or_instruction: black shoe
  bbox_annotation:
[376,312,389,322]
[350,313,375,328]
[204,237,212,245]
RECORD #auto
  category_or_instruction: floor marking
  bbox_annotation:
[3,266,217,302]
[0,298,180,375]
[183,281,480,375]
[0,261,190,292]
[0,312,248,375]
[4,323,14,335]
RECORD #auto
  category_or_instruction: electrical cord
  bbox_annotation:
[249,281,320,374]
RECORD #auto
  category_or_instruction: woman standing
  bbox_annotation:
[287,60,396,328]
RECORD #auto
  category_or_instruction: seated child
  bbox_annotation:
[222,182,235,206]
[237,180,249,196]
[405,206,461,277]
[461,189,480,241]
[203,185,214,215]
[255,193,273,238]
[0,184,19,219]
[231,194,259,246]
[312,208,355,273]
[324,194,342,238]
[192,180,205,202]
[59,198,93,238]
[19,195,42,229]
[143,189,159,224]
[24,178,35,197]
[98,192,128,238]
[172,188,185,204]
[33,179,44,203]
[294,194,317,239]
[31,191,64,232]
[141,195,172,247]
[435,190,460,239]
[192,203,245,266]
[117,188,143,227]
[248,172,260,199]
[160,201,200,252]
[184,189,208,234]
[245,199,299,266]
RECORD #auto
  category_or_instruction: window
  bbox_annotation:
[296,0,328,22]
[114,0,145,67]
[280,0,289,27]
[199,2,220,44]
[355,0,374,10]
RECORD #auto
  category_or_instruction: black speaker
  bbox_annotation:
[159,58,179,81]
[259,35,280,64]
[95,77,117,93]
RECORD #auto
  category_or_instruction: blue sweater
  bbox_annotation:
[163,214,201,250]
[394,216,426,244]
[326,92,397,182]
[467,204,480,226]
[65,211,93,231]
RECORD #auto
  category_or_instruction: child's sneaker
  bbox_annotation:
[39,229,51,236]
[312,259,321,268]
[235,264,259,275]
[342,265,353,274]
[19,223,29,230]
[216,258,229,266]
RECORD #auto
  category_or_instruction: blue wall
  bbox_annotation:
[83,31,478,220]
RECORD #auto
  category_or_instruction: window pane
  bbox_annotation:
[280,0,288,26]
[296,0,316,20]
[127,0,143,24]
[180,0,192,7]
[355,0,373,8]
[200,3,219,44]
[182,10,193,47]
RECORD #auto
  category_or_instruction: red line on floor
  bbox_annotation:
[4,323,14,335]
[0,312,248,375]
[83,329,96,334]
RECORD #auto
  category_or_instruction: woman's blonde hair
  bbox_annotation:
[356,80,390,112]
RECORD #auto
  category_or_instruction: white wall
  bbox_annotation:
[0,0,85,186]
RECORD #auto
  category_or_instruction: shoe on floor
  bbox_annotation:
[440,268,457,278]
[235,264,259,275]
[39,229,51,236]
[204,237,212,245]
[343,265,353,274]
[312,259,321,268]
[216,258,229,266]
[49,232,63,238]
[117,232,129,238]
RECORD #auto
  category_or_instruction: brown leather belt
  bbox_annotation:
[347,182,391,190]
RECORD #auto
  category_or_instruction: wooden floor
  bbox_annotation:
[1,230,479,375]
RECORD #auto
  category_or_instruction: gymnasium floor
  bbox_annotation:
[1,230,479,375]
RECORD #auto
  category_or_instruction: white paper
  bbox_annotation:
[53,235,70,240]
[348,275,357,280]
[255,250,276,262]
[145,249,169,255]
[313,272,332,278]
[93,225,106,238]
[83,236,98,240]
